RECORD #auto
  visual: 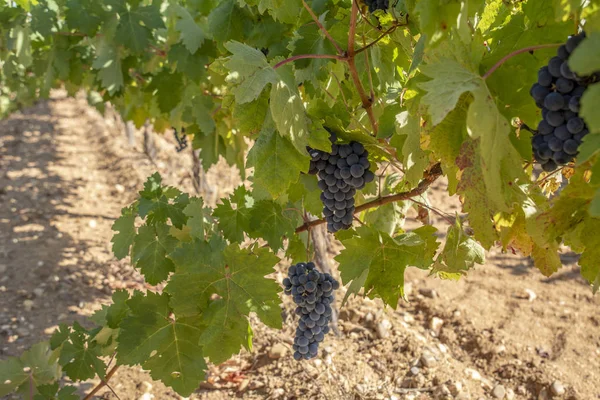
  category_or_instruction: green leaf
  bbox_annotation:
[247,114,308,198]
[171,4,205,54]
[270,64,312,153]
[106,289,130,329]
[92,40,123,95]
[569,32,600,76]
[208,0,246,43]
[148,70,185,114]
[138,173,188,228]
[31,2,57,37]
[224,41,276,104]
[433,220,485,277]
[336,226,427,307]
[579,218,600,292]
[213,186,252,243]
[132,224,178,285]
[111,205,137,260]
[14,0,38,12]
[34,383,78,400]
[58,323,106,381]
[249,200,298,251]
[117,291,206,396]
[455,141,499,248]
[0,342,60,397]
[580,83,600,135]
[391,111,429,187]
[65,0,103,36]
[49,324,70,350]
[116,4,165,53]
[290,18,337,81]
[166,241,281,363]
[183,198,209,240]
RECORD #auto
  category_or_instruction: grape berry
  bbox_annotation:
[283,262,339,361]
[530,32,597,172]
[364,0,389,13]
[307,132,375,233]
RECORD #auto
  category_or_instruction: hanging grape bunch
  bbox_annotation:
[307,132,375,233]
[282,262,339,361]
[530,32,598,172]
[364,0,389,13]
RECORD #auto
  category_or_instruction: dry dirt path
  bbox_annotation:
[1,94,598,400]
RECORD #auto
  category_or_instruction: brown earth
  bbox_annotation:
[1,92,598,400]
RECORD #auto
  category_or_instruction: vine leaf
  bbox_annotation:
[34,383,78,400]
[0,342,60,397]
[138,173,188,228]
[166,240,281,363]
[213,186,253,243]
[569,32,600,76]
[117,291,207,396]
[433,221,485,278]
[249,200,298,251]
[392,111,429,187]
[183,198,209,240]
[132,223,178,285]
[171,4,205,54]
[579,218,600,293]
[224,41,276,104]
[58,322,106,381]
[111,205,137,260]
[106,289,130,329]
[247,114,309,198]
[336,226,428,307]
[116,4,165,53]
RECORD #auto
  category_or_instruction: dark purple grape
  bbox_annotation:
[555,77,574,93]
[566,34,585,53]
[557,45,569,60]
[544,92,565,111]
[560,62,576,80]
[346,153,359,165]
[351,142,365,155]
[364,170,375,183]
[541,159,558,172]
[553,151,571,165]
[563,139,579,155]
[531,84,550,102]
[538,66,553,86]
[538,120,553,135]
[548,57,563,77]
[538,144,552,160]
[548,137,564,152]
[569,96,580,112]
[350,164,365,178]
[567,117,584,134]
[554,125,571,140]
[545,111,564,127]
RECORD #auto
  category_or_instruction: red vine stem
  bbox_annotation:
[347,0,378,136]
[354,23,401,55]
[482,43,562,80]
[83,365,120,400]
[302,0,344,55]
[295,163,442,233]
[273,54,346,69]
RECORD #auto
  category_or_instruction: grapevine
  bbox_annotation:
[0,0,599,399]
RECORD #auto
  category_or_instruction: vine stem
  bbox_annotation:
[302,0,344,55]
[354,23,400,55]
[273,54,346,69]
[347,0,378,136]
[295,163,442,233]
[482,43,562,80]
[83,365,120,400]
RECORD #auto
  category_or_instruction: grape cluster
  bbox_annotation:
[364,0,389,13]
[283,262,339,361]
[307,133,375,233]
[530,32,598,172]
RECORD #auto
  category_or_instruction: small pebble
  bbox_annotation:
[525,288,537,301]
[420,353,436,368]
[492,384,506,399]
[430,317,444,333]
[465,368,482,381]
[418,288,437,298]
[550,381,565,396]
[409,366,420,376]
[376,319,392,339]
[268,343,288,359]
[23,300,34,312]
[139,381,153,393]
